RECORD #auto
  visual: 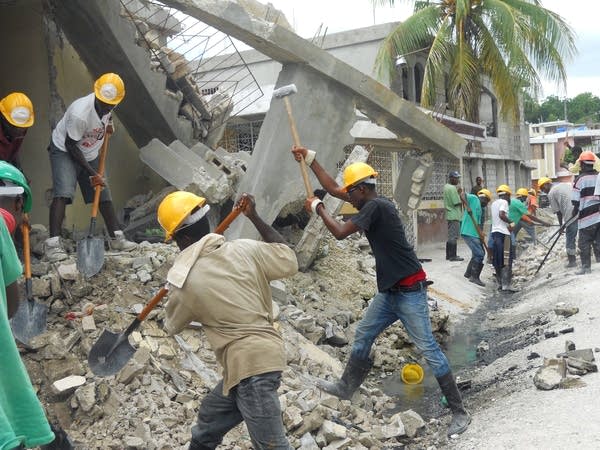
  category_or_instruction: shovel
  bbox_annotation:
[88,199,247,377]
[10,216,48,344]
[77,132,110,278]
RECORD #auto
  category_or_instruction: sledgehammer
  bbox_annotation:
[273,83,314,197]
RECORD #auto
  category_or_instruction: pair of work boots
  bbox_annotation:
[464,258,485,286]
[44,232,136,262]
[317,355,471,437]
[446,242,464,261]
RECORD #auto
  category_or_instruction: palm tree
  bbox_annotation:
[373,0,576,123]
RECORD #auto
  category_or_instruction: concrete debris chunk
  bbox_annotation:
[74,382,96,412]
[554,303,579,317]
[320,420,347,443]
[400,409,426,438]
[57,262,79,281]
[81,315,96,332]
[52,375,86,395]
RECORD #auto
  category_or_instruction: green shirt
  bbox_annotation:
[444,183,462,221]
[0,219,54,450]
[460,194,482,238]
[508,198,528,224]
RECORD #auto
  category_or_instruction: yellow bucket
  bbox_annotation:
[401,363,424,384]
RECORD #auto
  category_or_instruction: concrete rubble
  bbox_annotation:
[19,223,452,449]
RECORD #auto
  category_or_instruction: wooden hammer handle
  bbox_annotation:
[91,132,110,219]
[282,97,314,198]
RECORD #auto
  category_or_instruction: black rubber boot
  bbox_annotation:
[566,254,577,268]
[446,242,451,260]
[317,355,373,400]
[576,250,592,274]
[437,371,471,437]
[188,441,212,450]
[575,265,591,275]
[448,243,464,261]
[40,424,74,450]
[464,259,474,278]
[500,267,518,292]
[468,262,485,286]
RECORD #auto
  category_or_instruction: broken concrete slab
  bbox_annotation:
[52,375,86,395]
[161,0,466,158]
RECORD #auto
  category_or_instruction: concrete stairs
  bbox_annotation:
[50,0,194,147]
[139,138,249,204]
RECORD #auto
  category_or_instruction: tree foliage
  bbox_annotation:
[525,93,600,124]
[373,0,577,124]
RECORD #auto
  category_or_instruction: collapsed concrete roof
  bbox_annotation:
[162,0,466,159]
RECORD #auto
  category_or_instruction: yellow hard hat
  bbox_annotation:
[0,92,34,128]
[157,191,207,241]
[342,162,378,192]
[401,363,424,385]
[516,188,529,197]
[538,177,552,188]
[94,73,125,105]
[477,188,492,200]
[496,184,512,195]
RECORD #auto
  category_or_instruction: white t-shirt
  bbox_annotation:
[51,93,110,161]
[491,198,510,235]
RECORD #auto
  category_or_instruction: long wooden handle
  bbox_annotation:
[283,97,314,197]
[22,216,31,279]
[138,286,169,321]
[135,201,246,322]
[91,132,110,219]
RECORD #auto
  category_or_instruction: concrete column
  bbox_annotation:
[228,63,355,239]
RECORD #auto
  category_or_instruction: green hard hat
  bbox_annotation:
[0,161,32,212]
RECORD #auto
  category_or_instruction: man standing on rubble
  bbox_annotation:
[571,151,600,275]
[490,185,515,291]
[0,92,34,172]
[45,73,135,262]
[159,191,298,450]
[539,177,578,267]
[461,188,491,286]
[444,170,464,261]
[291,147,470,437]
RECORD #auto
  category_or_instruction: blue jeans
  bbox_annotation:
[513,221,536,244]
[491,232,514,270]
[190,372,290,450]
[462,234,485,264]
[351,289,450,378]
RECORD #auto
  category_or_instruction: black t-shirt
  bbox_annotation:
[351,197,422,292]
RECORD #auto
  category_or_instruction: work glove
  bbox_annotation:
[89,174,106,189]
[291,145,316,166]
[305,196,324,214]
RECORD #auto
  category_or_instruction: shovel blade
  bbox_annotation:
[10,299,48,344]
[88,329,136,377]
[77,237,105,278]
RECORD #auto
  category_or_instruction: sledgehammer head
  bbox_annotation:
[273,84,297,99]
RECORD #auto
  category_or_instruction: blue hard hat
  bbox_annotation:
[449,170,461,178]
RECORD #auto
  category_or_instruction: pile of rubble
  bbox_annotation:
[19,224,454,449]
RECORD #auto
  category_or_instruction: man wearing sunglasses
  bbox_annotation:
[291,146,470,438]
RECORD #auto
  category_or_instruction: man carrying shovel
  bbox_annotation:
[158,192,298,450]
[461,189,491,286]
[291,147,470,438]
[45,73,135,262]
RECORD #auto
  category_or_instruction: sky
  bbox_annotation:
[265,0,600,101]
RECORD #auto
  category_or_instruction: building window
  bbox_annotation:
[219,120,263,153]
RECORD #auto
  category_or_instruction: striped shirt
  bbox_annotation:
[572,172,600,229]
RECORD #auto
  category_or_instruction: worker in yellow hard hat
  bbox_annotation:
[490,185,514,290]
[291,145,471,438]
[0,92,34,171]
[538,177,578,267]
[460,188,491,286]
[157,192,298,449]
[511,187,550,247]
[45,73,135,262]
